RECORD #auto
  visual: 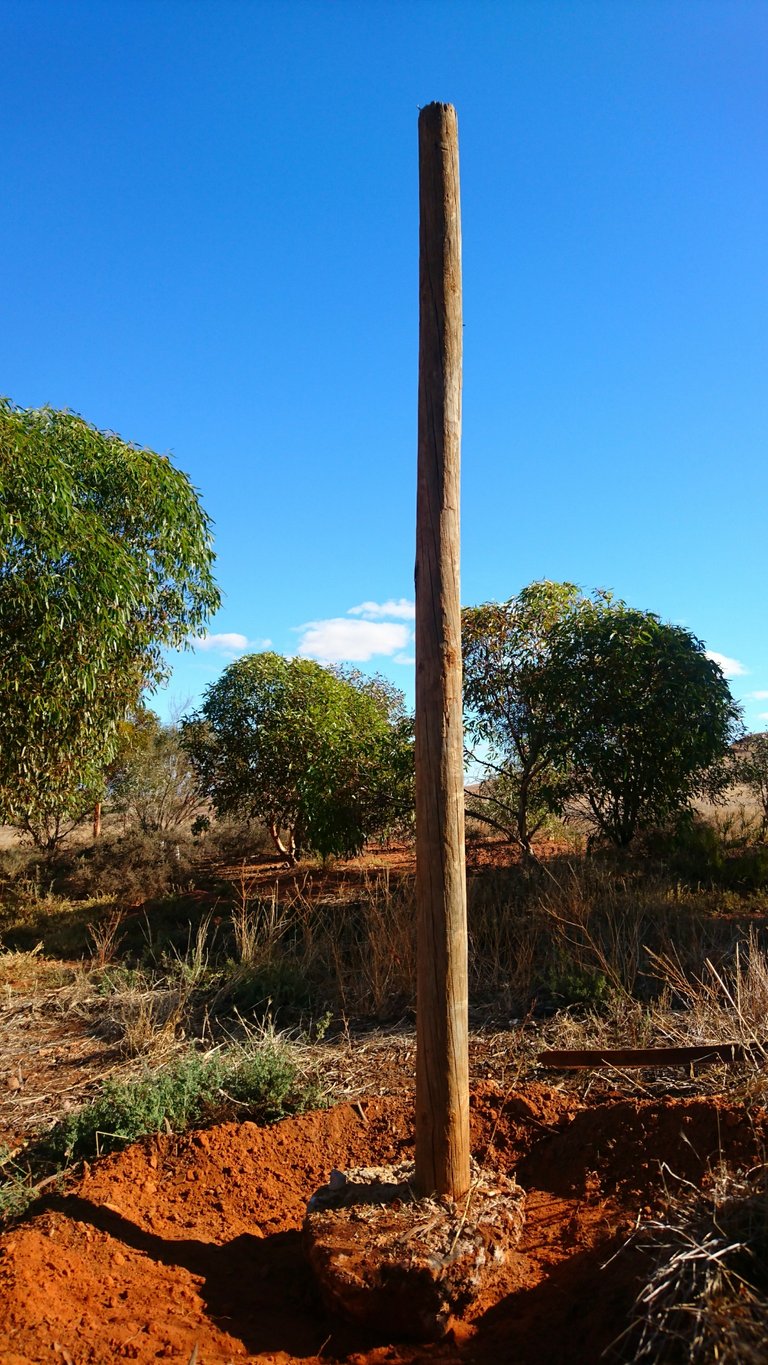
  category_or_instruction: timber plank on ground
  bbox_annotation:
[538,1043,763,1070]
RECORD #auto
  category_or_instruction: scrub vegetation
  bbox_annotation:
[2,407,768,1359]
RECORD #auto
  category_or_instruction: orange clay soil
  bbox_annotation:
[212,833,572,901]
[2,1083,767,1365]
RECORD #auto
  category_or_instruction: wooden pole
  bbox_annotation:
[414,102,470,1201]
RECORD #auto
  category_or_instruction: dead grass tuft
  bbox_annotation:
[627,1164,768,1363]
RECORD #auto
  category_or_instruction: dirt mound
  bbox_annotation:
[1,1084,765,1364]
[518,1092,767,1200]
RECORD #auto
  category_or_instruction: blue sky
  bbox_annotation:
[2,0,766,729]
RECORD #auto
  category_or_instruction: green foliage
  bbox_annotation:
[464,582,742,851]
[462,581,591,853]
[109,707,203,833]
[183,653,414,862]
[555,601,743,847]
[0,1146,43,1223]
[8,761,105,853]
[0,1043,320,1228]
[47,1043,319,1162]
[0,401,220,845]
[652,815,768,892]
[543,960,609,1009]
[723,847,768,892]
[215,959,316,1016]
[649,816,726,884]
[732,733,768,835]
[65,828,198,903]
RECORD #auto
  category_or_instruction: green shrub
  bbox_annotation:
[216,1045,305,1119]
[64,829,197,903]
[646,817,725,884]
[215,960,316,1017]
[720,845,768,892]
[203,818,275,863]
[647,816,768,893]
[47,1043,320,1162]
[543,960,609,1009]
[0,1147,41,1223]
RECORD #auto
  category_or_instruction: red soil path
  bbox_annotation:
[1,1083,765,1364]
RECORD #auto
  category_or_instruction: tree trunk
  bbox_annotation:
[268,820,297,866]
[414,102,470,1202]
[93,802,102,841]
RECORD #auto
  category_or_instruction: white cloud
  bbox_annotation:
[750,690,768,701]
[759,712,768,722]
[191,632,271,656]
[348,598,415,621]
[393,652,416,666]
[194,632,249,652]
[705,651,749,679]
[296,618,411,663]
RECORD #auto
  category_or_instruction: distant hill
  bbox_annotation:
[732,731,768,757]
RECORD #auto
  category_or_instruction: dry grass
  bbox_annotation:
[626,1164,768,1363]
[99,985,191,1059]
[531,928,768,1108]
[0,945,74,994]
[648,932,768,1047]
[2,836,768,1146]
[230,870,295,965]
[321,870,416,1017]
[86,909,125,968]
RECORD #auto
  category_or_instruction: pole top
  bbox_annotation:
[419,102,457,123]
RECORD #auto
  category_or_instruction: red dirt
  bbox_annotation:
[2,1082,765,1364]
[214,833,561,901]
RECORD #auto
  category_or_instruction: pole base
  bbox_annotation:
[304,1160,525,1342]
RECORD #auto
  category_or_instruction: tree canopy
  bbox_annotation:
[731,732,768,837]
[462,581,742,850]
[109,707,203,834]
[182,653,414,862]
[556,599,743,846]
[462,581,589,853]
[0,401,220,838]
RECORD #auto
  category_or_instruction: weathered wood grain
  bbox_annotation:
[538,1043,762,1070]
[414,102,470,1200]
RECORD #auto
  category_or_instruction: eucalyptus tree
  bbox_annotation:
[183,653,414,863]
[109,707,203,834]
[555,601,743,847]
[463,578,742,853]
[462,580,588,854]
[0,401,220,845]
[733,732,768,835]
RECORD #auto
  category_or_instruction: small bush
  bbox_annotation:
[47,1042,320,1162]
[0,1147,42,1223]
[719,845,768,892]
[203,818,274,863]
[215,1044,307,1117]
[543,959,609,1009]
[63,829,197,903]
[647,814,768,893]
[0,846,60,910]
[214,960,315,1017]
[646,818,725,885]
